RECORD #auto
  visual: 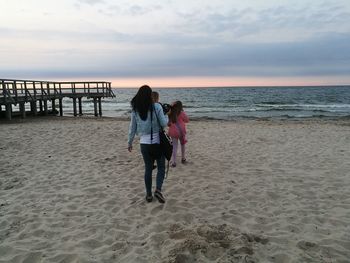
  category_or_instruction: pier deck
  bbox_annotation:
[0,79,115,120]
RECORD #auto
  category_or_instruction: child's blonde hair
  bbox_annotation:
[151,91,159,103]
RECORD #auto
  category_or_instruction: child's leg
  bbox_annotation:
[171,137,178,164]
[181,143,186,160]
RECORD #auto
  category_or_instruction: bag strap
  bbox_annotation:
[154,104,170,178]
[165,161,170,178]
[153,104,163,131]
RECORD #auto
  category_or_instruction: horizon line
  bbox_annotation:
[112,84,350,89]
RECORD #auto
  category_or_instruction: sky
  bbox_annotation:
[0,0,350,87]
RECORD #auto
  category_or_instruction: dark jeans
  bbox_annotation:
[140,144,165,196]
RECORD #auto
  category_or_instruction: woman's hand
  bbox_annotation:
[128,145,133,152]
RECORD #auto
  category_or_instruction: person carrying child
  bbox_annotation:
[167,101,189,167]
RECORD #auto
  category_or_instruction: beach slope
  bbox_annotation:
[0,117,350,262]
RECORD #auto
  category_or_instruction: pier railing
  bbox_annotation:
[0,79,115,120]
[0,79,115,104]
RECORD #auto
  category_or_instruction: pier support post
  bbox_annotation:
[19,102,26,118]
[93,98,98,117]
[73,98,77,116]
[52,99,56,113]
[39,100,43,112]
[31,101,37,116]
[43,100,48,115]
[59,99,63,116]
[98,97,102,117]
[5,104,12,120]
[78,97,83,116]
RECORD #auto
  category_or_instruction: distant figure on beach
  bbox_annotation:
[128,85,169,203]
[168,101,189,167]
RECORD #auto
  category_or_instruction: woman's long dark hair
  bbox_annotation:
[131,85,152,120]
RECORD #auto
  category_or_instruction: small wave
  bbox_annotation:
[272,114,350,119]
[256,103,350,109]
[256,108,333,113]
[258,101,296,105]
[187,107,261,113]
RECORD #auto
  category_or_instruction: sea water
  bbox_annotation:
[61,86,350,120]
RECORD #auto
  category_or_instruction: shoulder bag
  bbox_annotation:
[153,105,173,161]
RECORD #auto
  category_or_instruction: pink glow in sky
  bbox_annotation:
[102,76,350,88]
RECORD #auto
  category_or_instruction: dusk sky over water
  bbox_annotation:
[1,0,350,87]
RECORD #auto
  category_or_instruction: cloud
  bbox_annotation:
[0,26,131,43]
[97,3,163,17]
[127,4,162,16]
[1,1,349,80]
[174,3,350,41]
[74,0,105,10]
[98,4,120,16]
[114,32,350,77]
[0,23,350,77]
[77,0,105,5]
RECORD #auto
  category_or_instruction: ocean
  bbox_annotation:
[61,86,350,120]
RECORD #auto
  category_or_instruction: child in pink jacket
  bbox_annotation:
[168,101,189,167]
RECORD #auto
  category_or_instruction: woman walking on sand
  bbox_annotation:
[168,100,189,167]
[128,85,169,203]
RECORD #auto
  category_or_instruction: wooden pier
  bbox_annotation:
[0,79,115,120]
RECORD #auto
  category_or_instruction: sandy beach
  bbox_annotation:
[0,117,350,263]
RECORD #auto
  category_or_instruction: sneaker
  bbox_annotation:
[181,158,187,164]
[154,190,166,203]
[171,162,176,168]
[146,195,153,202]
